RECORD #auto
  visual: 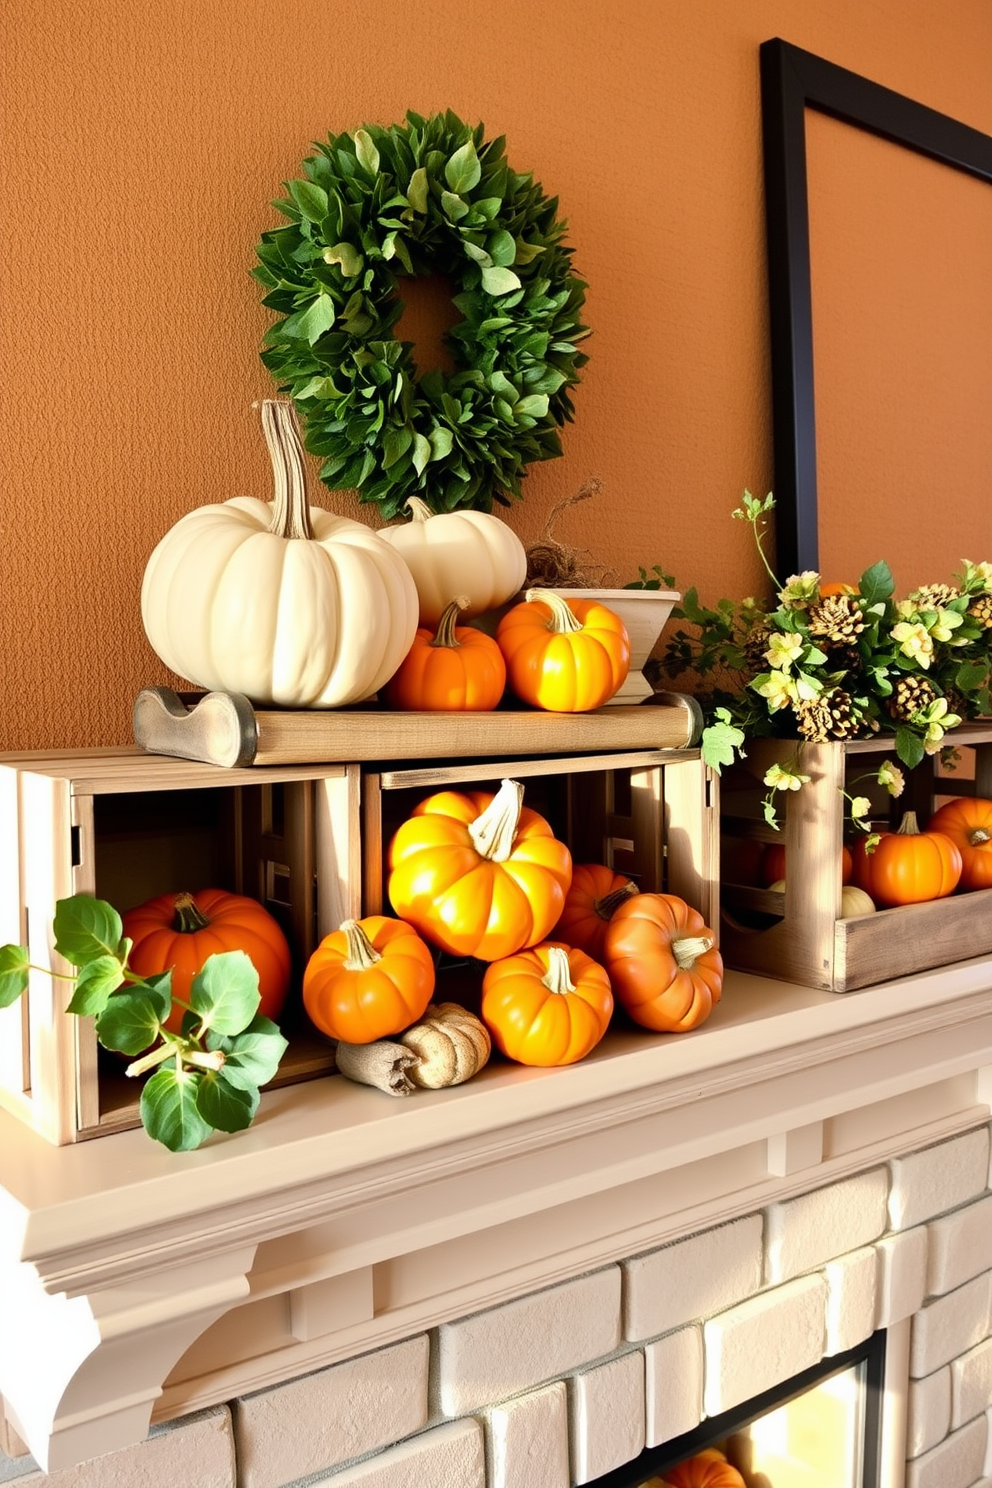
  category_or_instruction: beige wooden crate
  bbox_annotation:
[0,749,359,1145]
[719,723,992,992]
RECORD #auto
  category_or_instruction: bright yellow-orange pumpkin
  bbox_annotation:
[123,888,291,1033]
[302,916,435,1044]
[496,588,630,712]
[928,796,992,891]
[653,1448,746,1487]
[603,892,723,1032]
[382,594,506,712]
[550,862,639,962]
[760,841,853,887]
[851,810,962,907]
[387,778,573,962]
[481,942,613,1065]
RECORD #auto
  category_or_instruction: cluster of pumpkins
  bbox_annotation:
[644,1447,751,1487]
[755,794,992,912]
[120,776,724,1088]
[140,402,630,714]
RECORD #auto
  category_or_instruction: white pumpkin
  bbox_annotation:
[379,496,527,625]
[769,878,876,918]
[141,402,419,707]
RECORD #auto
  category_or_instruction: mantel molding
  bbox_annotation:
[2,961,992,1470]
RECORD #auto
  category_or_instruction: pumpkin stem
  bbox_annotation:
[596,881,639,919]
[262,399,315,542]
[897,811,922,836]
[341,919,383,971]
[173,892,210,934]
[969,827,992,846]
[671,933,714,971]
[524,587,584,635]
[469,778,525,862]
[405,496,434,523]
[542,944,576,995]
[431,596,470,648]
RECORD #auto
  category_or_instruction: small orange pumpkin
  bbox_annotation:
[302,916,435,1044]
[655,1448,746,1487]
[387,778,573,961]
[851,810,962,907]
[496,588,630,712]
[550,862,639,961]
[481,942,613,1065]
[603,892,723,1032]
[382,594,507,712]
[761,841,852,887]
[123,888,291,1032]
[928,796,992,891]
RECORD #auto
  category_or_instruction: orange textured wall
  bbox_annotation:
[2,0,991,748]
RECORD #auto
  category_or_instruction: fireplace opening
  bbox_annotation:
[586,1329,886,1488]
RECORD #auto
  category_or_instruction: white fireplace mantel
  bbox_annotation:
[2,960,992,1472]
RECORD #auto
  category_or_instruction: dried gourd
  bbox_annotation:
[400,1002,491,1088]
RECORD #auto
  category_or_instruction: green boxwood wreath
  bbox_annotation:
[254,110,589,520]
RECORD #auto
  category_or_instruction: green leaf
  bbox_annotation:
[66,955,126,1017]
[406,167,428,213]
[700,715,746,772]
[141,969,174,1025]
[461,240,493,267]
[52,895,124,969]
[859,561,895,606]
[481,265,522,297]
[322,242,364,278]
[428,426,455,461]
[487,229,517,266]
[190,950,261,1037]
[956,660,989,692]
[195,1071,259,1133]
[441,190,469,221]
[382,425,413,469]
[288,179,330,223]
[445,138,481,193]
[894,725,926,771]
[140,1066,213,1152]
[95,990,163,1054]
[209,1015,289,1089]
[411,431,432,477]
[284,294,337,346]
[514,393,550,420]
[0,944,29,1009]
[353,128,380,177]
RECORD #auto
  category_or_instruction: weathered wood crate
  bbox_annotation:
[0,713,715,1145]
[719,723,992,992]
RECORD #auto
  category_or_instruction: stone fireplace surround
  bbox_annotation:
[2,959,992,1486]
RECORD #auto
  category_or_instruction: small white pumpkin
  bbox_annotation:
[399,1001,491,1088]
[141,402,419,707]
[379,496,527,625]
[769,878,876,918]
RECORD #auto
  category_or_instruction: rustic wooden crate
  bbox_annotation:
[0,749,359,1145]
[719,723,992,992]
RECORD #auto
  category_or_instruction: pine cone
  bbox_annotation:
[795,688,862,741]
[967,593,992,630]
[807,594,866,646]
[795,696,833,742]
[910,583,960,610]
[887,674,937,722]
[742,623,772,668]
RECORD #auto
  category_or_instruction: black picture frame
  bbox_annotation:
[760,37,992,576]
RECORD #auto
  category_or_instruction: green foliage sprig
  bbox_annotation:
[255,110,589,519]
[659,492,992,826]
[0,895,287,1152]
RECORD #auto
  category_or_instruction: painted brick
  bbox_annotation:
[644,1327,703,1449]
[233,1336,428,1488]
[765,1170,888,1284]
[436,1268,621,1416]
[623,1216,763,1342]
[905,1414,987,1488]
[486,1382,569,1488]
[824,1246,877,1356]
[951,1336,992,1430]
[889,1128,991,1232]
[911,1271,992,1379]
[907,1368,951,1459]
[308,1420,485,1488]
[0,1409,234,1487]
[703,1275,826,1417]
[570,1351,645,1484]
[927,1194,992,1296]
[986,1404,992,1476]
[876,1227,929,1327]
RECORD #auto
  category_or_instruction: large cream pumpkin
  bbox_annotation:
[379,496,527,624]
[141,402,419,707]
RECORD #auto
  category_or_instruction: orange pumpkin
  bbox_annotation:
[382,594,506,712]
[760,841,853,887]
[655,1448,746,1487]
[387,778,573,961]
[481,942,613,1065]
[819,580,856,597]
[851,810,962,907]
[302,916,435,1043]
[123,888,291,1032]
[551,862,639,961]
[928,796,992,891]
[603,892,723,1032]
[496,588,630,712]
